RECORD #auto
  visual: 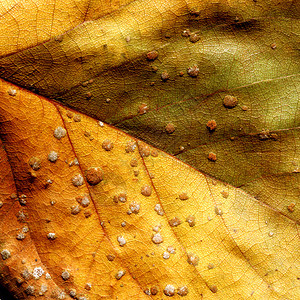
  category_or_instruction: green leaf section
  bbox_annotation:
[0,0,299,219]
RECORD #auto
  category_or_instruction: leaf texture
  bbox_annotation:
[0,79,299,299]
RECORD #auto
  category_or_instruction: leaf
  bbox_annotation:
[0,78,299,298]
[0,0,298,221]
[0,0,299,299]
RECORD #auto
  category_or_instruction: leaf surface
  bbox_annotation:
[0,0,299,299]
[0,78,299,299]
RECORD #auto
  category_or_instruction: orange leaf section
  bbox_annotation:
[0,140,63,298]
[0,79,299,299]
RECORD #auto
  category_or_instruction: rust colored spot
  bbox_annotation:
[28,157,41,171]
[221,190,229,198]
[102,139,114,151]
[106,254,115,261]
[151,149,158,157]
[152,66,158,72]
[169,217,181,227]
[138,103,149,115]
[182,29,191,37]
[210,285,218,293]
[189,33,200,43]
[161,71,170,81]
[86,92,92,99]
[165,123,175,134]
[187,65,199,77]
[84,211,92,218]
[179,193,189,200]
[85,167,103,185]
[179,71,184,77]
[206,120,217,131]
[208,152,217,162]
[66,111,73,118]
[187,253,199,266]
[113,193,127,203]
[146,50,158,61]
[271,43,277,49]
[178,286,189,296]
[73,114,81,122]
[141,185,152,197]
[223,95,238,108]
[138,143,151,157]
[125,140,137,153]
[130,158,138,167]
[287,203,295,212]
[186,215,196,227]
[150,286,159,295]
[241,105,248,111]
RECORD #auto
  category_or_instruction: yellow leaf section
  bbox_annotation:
[0,140,64,299]
[0,0,136,57]
[143,150,300,298]
[0,79,148,299]
[60,107,300,297]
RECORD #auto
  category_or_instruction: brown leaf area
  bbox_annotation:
[0,77,299,299]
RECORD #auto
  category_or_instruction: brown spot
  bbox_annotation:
[86,92,92,99]
[287,203,295,213]
[28,157,41,171]
[138,103,149,115]
[161,71,170,81]
[85,283,92,290]
[138,143,151,157]
[73,114,81,122]
[106,254,115,261]
[71,205,81,215]
[207,263,215,269]
[113,193,127,203]
[130,158,138,167]
[177,286,189,296]
[85,167,103,185]
[169,217,181,227]
[186,215,196,227]
[182,29,191,37]
[206,120,217,131]
[141,185,152,197]
[66,111,73,118]
[152,66,158,72]
[84,211,92,218]
[221,190,229,198]
[150,286,159,295]
[187,252,199,266]
[241,105,248,111]
[134,170,139,177]
[125,140,137,153]
[150,81,155,86]
[146,50,158,61]
[102,139,114,151]
[271,43,277,49]
[223,95,238,108]
[179,193,189,200]
[165,123,175,134]
[209,285,218,293]
[151,149,158,157]
[84,131,91,137]
[189,33,200,43]
[187,65,199,77]
[208,152,217,162]
[179,71,184,77]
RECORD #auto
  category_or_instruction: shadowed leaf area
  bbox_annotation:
[0,0,299,299]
